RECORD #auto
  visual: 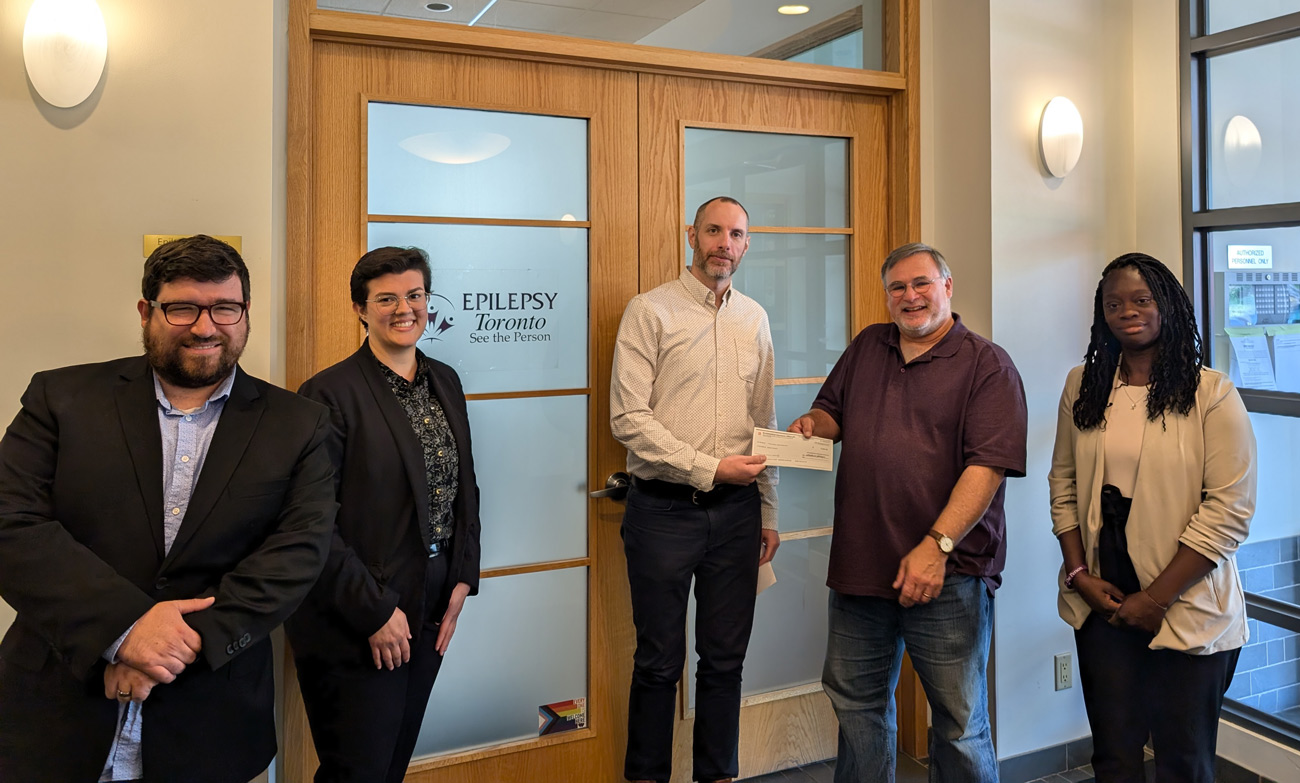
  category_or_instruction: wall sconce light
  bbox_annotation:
[1039,96,1083,178]
[23,0,108,109]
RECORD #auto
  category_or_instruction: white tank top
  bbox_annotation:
[1102,381,1147,498]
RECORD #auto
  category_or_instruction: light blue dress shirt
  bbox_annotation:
[99,370,235,782]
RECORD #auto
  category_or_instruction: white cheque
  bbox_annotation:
[750,427,833,471]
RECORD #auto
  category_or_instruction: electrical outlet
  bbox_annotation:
[1054,652,1073,691]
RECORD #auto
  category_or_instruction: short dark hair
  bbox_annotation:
[141,235,250,302]
[692,197,750,231]
[350,246,433,308]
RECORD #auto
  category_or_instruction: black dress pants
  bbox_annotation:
[621,481,762,783]
[1076,614,1239,783]
[296,553,449,783]
[1076,485,1240,783]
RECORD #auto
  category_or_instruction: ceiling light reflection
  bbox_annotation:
[399,131,511,164]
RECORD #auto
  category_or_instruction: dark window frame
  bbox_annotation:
[1181,4,1300,416]
[1185,6,1300,753]
[1225,595,1300,745]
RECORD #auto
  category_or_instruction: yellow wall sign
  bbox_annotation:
[142,234,242,257]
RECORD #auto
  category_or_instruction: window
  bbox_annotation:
[1183,1,1300,745]
[1183,4,1300,415]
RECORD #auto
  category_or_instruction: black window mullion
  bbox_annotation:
[1190,10,1300,55]
[1190,204,1300,230]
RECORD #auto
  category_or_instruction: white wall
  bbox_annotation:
[1132,0,1182,266]
[0,0,287,762]
[921,0,992,337]
[988,0,1142,758]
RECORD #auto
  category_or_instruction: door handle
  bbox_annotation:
[589,471,630,500]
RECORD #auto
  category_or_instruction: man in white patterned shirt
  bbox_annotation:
[611,196,779,783]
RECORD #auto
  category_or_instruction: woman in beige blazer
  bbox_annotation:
[1049,253,1256,783]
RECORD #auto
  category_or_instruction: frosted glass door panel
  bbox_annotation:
[467,395,588,569]
[369,102,588,220]
[773,384,839,532]
[1208,37,1300,209]
[412,567,588,757]
[368,222,588,394]
[686,536,831,705]
[684,129,848,228]
[731,233,850,378]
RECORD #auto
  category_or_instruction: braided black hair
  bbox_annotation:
[1072,252,1202,430]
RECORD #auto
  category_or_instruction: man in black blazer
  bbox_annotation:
[0,235,337,783]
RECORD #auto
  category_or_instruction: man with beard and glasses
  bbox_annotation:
[789,243,1027,783]
[610,197,778,783]
[0,235,338,783]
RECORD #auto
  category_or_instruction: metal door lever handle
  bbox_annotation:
[589,471,630,500]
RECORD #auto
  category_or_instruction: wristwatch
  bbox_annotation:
[928,529,955,554]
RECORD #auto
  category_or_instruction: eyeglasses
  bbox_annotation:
[366,291,428,313]
[885,276,943,298]
[149,300,247,326]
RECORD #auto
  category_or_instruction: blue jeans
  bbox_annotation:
[823,576,997,783]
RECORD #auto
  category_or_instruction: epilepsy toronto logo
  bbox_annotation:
[420,293,457,344]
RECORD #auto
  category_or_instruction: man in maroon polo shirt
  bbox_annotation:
[790,242,1026,783]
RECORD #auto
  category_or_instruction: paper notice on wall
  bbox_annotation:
[1227,329,1277,390]
[1268,325,1300,393]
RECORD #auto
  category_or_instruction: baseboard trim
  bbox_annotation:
[997,729,1285,783]
[997,736,1093,783]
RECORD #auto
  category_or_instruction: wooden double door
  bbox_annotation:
[287,4,916,781]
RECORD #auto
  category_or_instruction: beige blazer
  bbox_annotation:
[1049,364,1256,654]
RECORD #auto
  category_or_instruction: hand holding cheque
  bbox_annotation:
[751,427,833,471]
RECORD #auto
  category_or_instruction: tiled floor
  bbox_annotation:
[740,755,1095,783]
[744,749,1271,783]
[1026,767,1095,783]
[741,754,928,783]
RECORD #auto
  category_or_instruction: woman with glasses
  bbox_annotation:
[285,246,481,783]
[1049,253,1255,783]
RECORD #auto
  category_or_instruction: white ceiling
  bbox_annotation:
[317,0,865,55]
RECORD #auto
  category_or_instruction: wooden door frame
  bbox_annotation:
[289,0,919,394]
[285,1,924,778]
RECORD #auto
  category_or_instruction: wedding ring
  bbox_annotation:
[921,592,931,599]
[116,689,131,699]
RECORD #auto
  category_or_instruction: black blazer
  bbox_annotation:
[286,341,481,666]
[0,357,337,783]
